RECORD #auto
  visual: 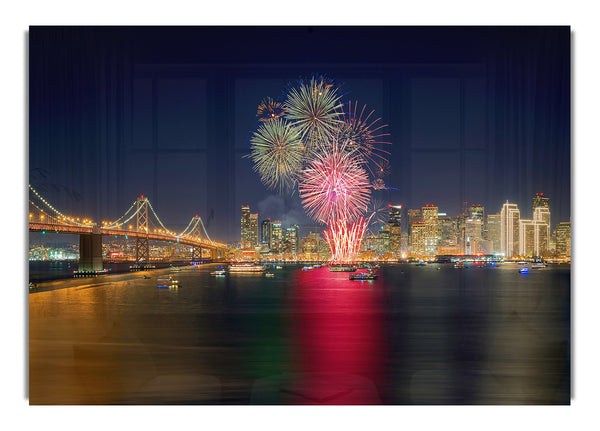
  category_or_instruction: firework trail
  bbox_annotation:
[323,217,369,262]
[284,76,344,151]
[366,197,388,233]
[247,118,304,193]
[257,97,286,121]
[298,140,371,224]
[332,100,392,177]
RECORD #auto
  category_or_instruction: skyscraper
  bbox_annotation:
[240,205,252,249]
[388,205,402,257]
[501,202,520,257]
[555,221,571,258]
[487,213,501,254]
[469,204,485,240]
[422,205,439,257]
[249,213,259,248]
[410,222,426,257]
[287,224,299,254]
[261,218,271,246]
[407,208,422,248]
[271,220,282,252]
[465,218,483,254]
[532,192,550,214]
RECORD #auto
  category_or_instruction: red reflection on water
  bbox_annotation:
[288,267,387,404]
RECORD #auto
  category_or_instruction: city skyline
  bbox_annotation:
[29,27,570,243]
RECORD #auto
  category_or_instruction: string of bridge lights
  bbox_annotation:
[29,184,219,246]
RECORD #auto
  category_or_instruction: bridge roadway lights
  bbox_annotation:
[78,232,103,273]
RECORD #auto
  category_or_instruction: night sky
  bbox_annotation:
[29,26,571,243]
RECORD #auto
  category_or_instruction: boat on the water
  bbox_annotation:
[229,263,265,273]
[265,272,275,277]
[157,276,180,288]
[210,269,227,276]
[519,267,530,274]
[302,266,313,271]
[329,264,357,272]
[349,271,378,281]
[531,262,547,269]
[454,262,466,268]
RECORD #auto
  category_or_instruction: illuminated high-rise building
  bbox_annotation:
[501,202,520,258]
[422,205,439,256]
[410,222,426,257]
[555,221,571,258]
[532,192,550,213]
[407,209,422,247]
[249,213,259,247]
[487,213,501,254]
[240,205,252,249]
[469,204,485,240]
[286,224,300,254]
[261,218,271,246]
[271,220,282,252]
[465,218,483,254]
[388,205,402,257]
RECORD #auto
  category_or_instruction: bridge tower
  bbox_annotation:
[190,215,203,262]
[135,196,150,266]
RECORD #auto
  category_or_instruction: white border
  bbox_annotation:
[2,1,598,430]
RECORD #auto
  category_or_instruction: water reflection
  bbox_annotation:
[29,264,570,404]
[251,267,386,404]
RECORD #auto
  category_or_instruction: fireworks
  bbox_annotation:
[333,101,391,176]
[284,76,344,148]
[366,197,388,232]
[247,75,394,264]
[257,97,286,121]
[323,217,369,262]
[248,118,304,192]
[298,140,371,224]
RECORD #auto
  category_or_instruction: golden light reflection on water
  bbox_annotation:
[29,264,570,405]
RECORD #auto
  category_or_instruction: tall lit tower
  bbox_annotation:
[261,218,272,246]
[422,204,439,257]
[487,213,501,254]
[407,208,422,249]
[249,213,259,247]
[240,205,251,249]
[271,220,282,252]
[532,192,550,214]
[501,202,520,258]
[388,205,402,257]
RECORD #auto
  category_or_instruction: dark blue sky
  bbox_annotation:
[29,26,570,242]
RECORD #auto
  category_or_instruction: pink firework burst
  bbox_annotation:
[334,100,392,177]
[298,141,371,224]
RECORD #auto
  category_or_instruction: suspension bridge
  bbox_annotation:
[28,185,228,273]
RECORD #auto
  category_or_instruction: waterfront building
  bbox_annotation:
[271,220,282,252]
[249,213,259,248]
[388,205,402,257]
[438,213,456,244]
[532,192,550,214]
[465,218,483,254]
[407,208,422,247]
[422,205,439,257]
[555,221,571,258]
[240,205,253,249]
[261,218,271,247]
[286,224,299,254]
[410,222,426,257]
[469,204,486,240]
[501,202,520,258]
[487,213,501,254]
